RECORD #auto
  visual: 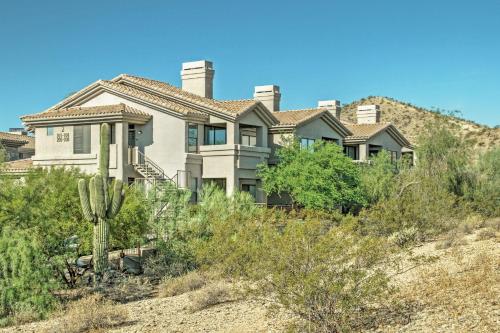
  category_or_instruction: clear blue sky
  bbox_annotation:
[1,0,499,130]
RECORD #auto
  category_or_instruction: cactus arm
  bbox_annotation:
[78,179,95,222]
[107,179,124,219]
[93,175,107,219]
[89,177,96,216]
[99,123,110,180]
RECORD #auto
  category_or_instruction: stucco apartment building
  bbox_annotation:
[11,60,412,203]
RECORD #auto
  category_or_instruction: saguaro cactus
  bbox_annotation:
[78,123,125,281]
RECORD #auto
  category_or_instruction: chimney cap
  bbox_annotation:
[357,104,380,111]
[182,60,213,71]
[254,85,280,94]
[318,100,340,108]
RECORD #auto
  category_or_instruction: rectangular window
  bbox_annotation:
[188,124,199,153]
[73,125,91,154]
[300,137,315,149]
[343,146,358,160]
[390,151,398,163]
[204,126,227,145]
[241,135,257,146]
[241,184,257,199]
[128,124,136,147]
[47,127,54,136]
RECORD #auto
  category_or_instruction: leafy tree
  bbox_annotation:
[0,228,58,321]
[359,150,398,205]
[258,137,365,210]
[416,123,474,197]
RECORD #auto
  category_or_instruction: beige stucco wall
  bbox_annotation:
[81,92,188,180]
[360,131,403,160]
[296,119,344,145]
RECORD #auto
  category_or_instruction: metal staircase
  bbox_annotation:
[130,149,189,221]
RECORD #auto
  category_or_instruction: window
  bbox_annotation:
[110,124,116,144]
[128,124,136,147]
[344,146,358,160]
[188,124,198,153]
[73,125,91,154]
[47,127,54,136]
[300,137,315,149]
[190,177,198,203]
[241,135,257,146]
[204,126,226,145]
[241,184,257,199]
[390,151,398,163]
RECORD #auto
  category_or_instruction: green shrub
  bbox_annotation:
[258,137,365,210]
[0,229,58,321]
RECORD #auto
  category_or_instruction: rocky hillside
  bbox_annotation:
[341,96,500,149]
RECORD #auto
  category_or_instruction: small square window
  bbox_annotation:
[47,127,54,136]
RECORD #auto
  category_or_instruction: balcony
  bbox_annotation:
[199,144,270,170]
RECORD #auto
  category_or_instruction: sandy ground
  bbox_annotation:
[3,228,499,333]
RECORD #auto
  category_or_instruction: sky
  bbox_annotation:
[0,0,499,130]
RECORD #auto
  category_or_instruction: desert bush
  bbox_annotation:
[434,230,467,250]
[159,271,206,297]
[0,229,58,322]
[360,150,398,205]
[110,186,151,251]
[46,294,128,333]
[476,228,497,241]
[256,219,393,333]
[189,282,234,312]
[468,147,500,217]
[389,227,419,247]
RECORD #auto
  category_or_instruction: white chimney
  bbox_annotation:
[318,100,341,119]
[254,85,281,112]
[357,105,381,124]
[181,60,214,98]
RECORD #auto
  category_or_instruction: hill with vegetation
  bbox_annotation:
[341,96,500,149]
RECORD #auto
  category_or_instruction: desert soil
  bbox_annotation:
[3,228,499,333]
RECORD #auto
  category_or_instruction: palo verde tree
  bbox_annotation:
[258,136,365,210]
[78,123,125,280]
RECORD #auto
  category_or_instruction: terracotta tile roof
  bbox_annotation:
[0,131,30,145]
[115,74,258,116]
[343,123,391,139]
[1,158,33,172]
[20,136,35,150]
[272,108,325,126]
[22,103,152,121]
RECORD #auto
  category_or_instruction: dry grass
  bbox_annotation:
[396,250,499,331]
[159,271,206,298]
[189,282,234,312]
[43,294,129,333]
[435,229,468,250]
[476,228,498,241]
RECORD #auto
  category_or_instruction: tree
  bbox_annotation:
[359,150,398,205]
[258,137,365,210]
[78,123,125,282]
[0,228,58,321]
